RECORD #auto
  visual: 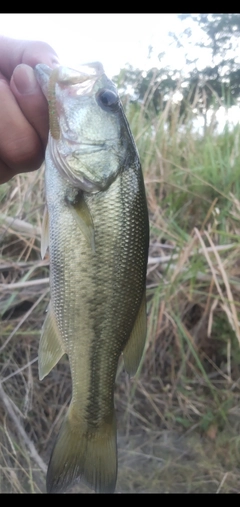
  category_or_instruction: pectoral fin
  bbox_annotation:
[66,194,95,252]
[41,206,49,259]
[39,302,66,381]
[123,292,147,377]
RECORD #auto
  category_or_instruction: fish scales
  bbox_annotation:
[47,156,147,423]
[35,62,149,494]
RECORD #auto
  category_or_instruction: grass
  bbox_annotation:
[1,90,240,493]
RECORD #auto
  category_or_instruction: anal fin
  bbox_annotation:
[123,292,147,377]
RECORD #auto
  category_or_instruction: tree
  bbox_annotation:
[114,15,240,130]
[178,14,240,105]
[113,65,179,119]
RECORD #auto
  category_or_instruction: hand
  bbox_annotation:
[0,35,59,184]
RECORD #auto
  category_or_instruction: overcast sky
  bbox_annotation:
[1,13,238,131]
[0,13,204,77]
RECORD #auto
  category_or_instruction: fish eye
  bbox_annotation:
[97,89,119,110]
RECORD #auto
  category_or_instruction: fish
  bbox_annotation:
[35,62,149,494]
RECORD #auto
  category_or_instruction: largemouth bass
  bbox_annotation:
[35,62,149,494]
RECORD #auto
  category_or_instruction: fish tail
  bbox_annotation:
[46,403,117,494]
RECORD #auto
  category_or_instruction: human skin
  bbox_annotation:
[0,36,59,184]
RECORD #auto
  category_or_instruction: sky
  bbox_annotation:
[0,13,190,77]
[1,13,239,132]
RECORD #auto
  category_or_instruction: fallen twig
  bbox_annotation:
[0,290,49,353]
[0,382,47,474]
[147,242,237,265]
[1,279,49,290]
[0,214,41,237]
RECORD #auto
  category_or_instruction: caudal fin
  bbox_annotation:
[46,405,117,494]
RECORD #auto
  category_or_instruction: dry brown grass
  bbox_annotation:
[1,103,240,493]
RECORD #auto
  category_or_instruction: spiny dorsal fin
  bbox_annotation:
[41,205,49,259]
[39,302,66,381]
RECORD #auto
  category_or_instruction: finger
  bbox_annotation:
[0,36,59,78]
[0,160,15,185]
[10,64,50,147]
[0,74,44,176]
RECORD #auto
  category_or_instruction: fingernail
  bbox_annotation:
[50,57,60,69]
[12,64,39,95]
